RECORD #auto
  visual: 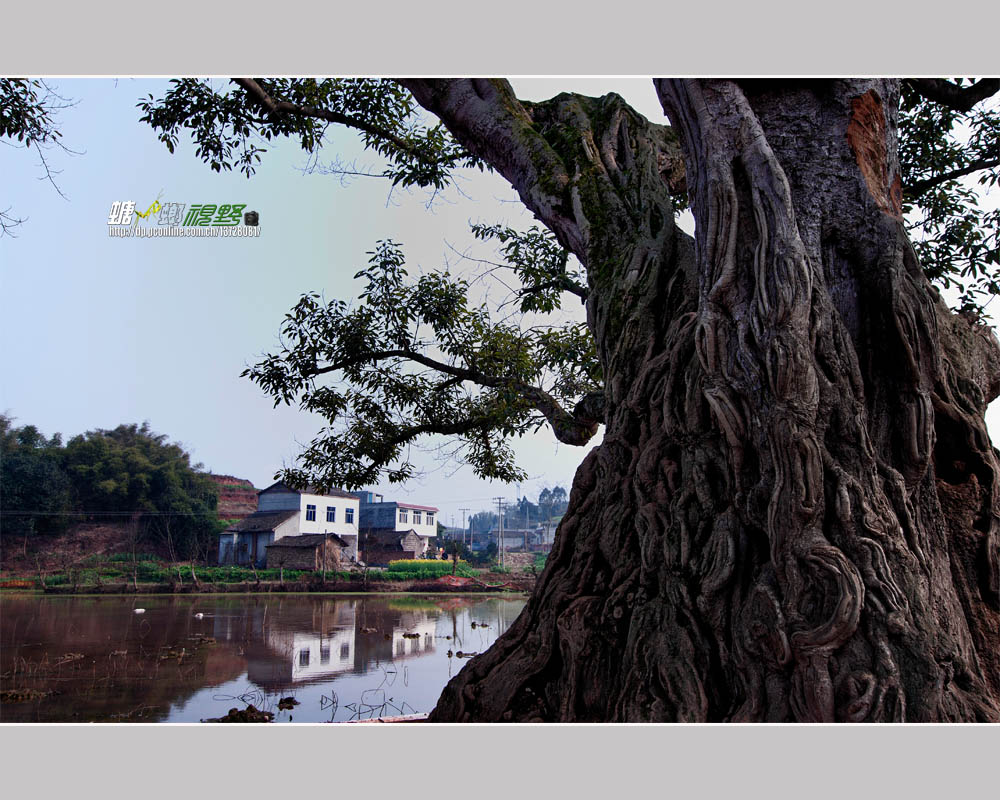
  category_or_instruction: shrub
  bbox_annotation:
[104,552,159,563]
[383,559,476,580]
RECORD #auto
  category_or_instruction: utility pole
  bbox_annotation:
[460,508,470,549]
[494,497,507,568]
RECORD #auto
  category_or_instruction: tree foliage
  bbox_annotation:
[62,422,219,558]
[137,78,484,187]
[0,416,71,537]
[5,77,998,495]
[125,77,1000,493]
[0,416,219,559]
[0,78,77,236]
[900,79,1000,313]
[244,233,601,489]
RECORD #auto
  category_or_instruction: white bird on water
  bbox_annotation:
[134,608,145,614]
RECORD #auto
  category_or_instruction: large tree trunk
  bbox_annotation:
[409,79,1000,721]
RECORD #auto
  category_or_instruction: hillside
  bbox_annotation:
[207,474,258,521]
[1,473,259,575]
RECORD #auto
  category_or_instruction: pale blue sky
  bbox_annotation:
[0,78,668,526]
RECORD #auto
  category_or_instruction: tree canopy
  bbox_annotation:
[0,415,219,559]
[122,77,1000,491]
[3,76,998,722]
[2,75,997,496]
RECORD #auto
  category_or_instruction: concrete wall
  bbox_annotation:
[339,533,359,563]
[271,515,300,542]
[265,539,344,571]
[502,552,537,572]
[257,490,300,512]
[258,489,360,539]
[297,491,359,539]
[359,502,438,542]
[218,534,235,565]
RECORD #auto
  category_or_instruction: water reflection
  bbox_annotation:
[0,594,526,723]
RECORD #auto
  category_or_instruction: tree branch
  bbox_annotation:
[399,79,584,254]
[386,415,495,447]
[310,346,600,446]
[519,278,588,301]
[905,79,1000,112]
[905,157,1000,198]
[232,78,440,165]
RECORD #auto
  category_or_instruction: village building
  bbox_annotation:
[360,527,426,566]
[353,491,439,559]
[218,481,360,567]
[498,527,550,552]
[264,532,348,572]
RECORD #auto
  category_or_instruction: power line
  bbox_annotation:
[0,510,220,517]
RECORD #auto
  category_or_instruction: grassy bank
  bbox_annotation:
[0,554,530,594]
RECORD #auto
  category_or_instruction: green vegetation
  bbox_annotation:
[246,235,601,489]
[14,556,310,587]
[384,559,476,580]
[4,553,496,589]
[0,420,72,539]
[1,416,220,561]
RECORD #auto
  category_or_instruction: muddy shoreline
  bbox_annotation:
[2,578,532,596]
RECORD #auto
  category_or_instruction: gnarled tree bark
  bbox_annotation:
[407,78,1000,722]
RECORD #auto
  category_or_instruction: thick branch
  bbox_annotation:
[520,278,588,302]
[906,78,1000,112]
[400,78,584,255]
[232,78,438,164]
[311,347,600,447]
[906,157,1000,198]
[386,416,494,447]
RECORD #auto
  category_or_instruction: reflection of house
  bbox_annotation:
[353,491,439,559]
[228,599,439,690]
[387,617,437,659]
[218,481,360,567]
[242,600,358,689]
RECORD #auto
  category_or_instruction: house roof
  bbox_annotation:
[396,503,439,513]
[225,510,298,533]
[361,527,427,544]
[258,480,357,500]
[266,533,348,549]
[355,499,439,512]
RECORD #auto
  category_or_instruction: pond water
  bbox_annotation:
[0,593,526,723]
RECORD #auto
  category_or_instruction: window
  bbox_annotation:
[340,642,350,660]
[326,506,336,523]
[399,509,408,524]
[299,649,310,667]
[320,646,330,665]
[426,513,434,526]
[345,508,354,524]
[412,510,422,525]
[306,504,316,522]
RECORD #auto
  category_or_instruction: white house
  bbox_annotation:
[218,481,361,567]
